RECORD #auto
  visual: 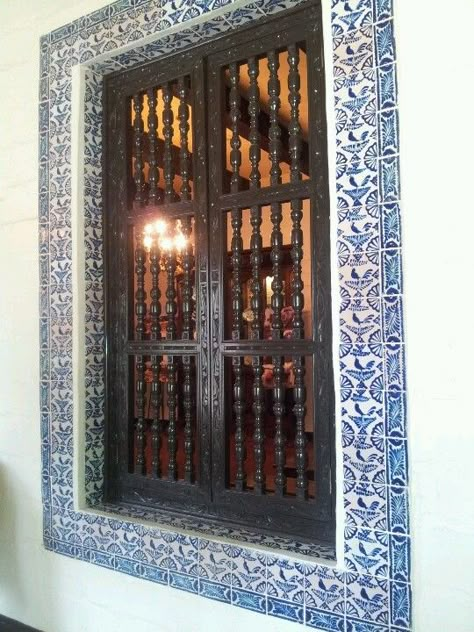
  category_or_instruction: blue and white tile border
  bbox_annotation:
[39,0,410,629]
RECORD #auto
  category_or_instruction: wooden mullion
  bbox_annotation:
[132,92,146,206]
[221,340,316,355]
[306,12,335,518]
[191,57,212,496]
[218,180,311,211]
[147,87,160,205]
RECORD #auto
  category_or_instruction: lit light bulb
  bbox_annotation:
[174,232,187,252]
[144,223,153,235]
[160,237,173,251]
[143,235,153,250]
[155,219,167,236]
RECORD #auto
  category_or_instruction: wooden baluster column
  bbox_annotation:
[229,62,246,492]
[268,50,287,496]
[288,43,307,499]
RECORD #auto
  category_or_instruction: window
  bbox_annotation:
[103,0,335,544]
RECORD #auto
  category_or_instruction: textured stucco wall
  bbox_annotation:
[0,0,473,631]
[0,3,304,630]
[396,0,474,630]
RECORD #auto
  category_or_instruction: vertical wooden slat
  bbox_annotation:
[178,76,191,200]
[182,216,194,482]
[288,43,307,498]
[165,247,177,341]
[150,239,162,477]
[134,230,147,474]
[229,62,246,491]
[293,356,307,498]
[165,243,177,480]
[132,93,146,206]
[229,62,242,194]
[233,359,245,491]
[183,354,193,483]
[167,355,178,481]
[288,43,305,338]
[248,57,263,339]
[181,217,194,340]
[268,50,282,189]
[268,50,286,496]
[248,56,265,493]
[147,88,160,206]
[162,83,175,203]
[252,360,265,494]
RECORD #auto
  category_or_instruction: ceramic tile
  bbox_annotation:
[231,587,266,613]
[199,578,231,603]
[305,565,345,613]
[384,390,406,438]
[379,155,400,202]
[386,439,407,488]
[306,608,345,631]
[340,298,381,346]
[340,345,383,393]
[384,343,405,391]
[344,528,389,577]
[346,619,389,632]
[39,0,408,627]
[377,62,397,110]
[266,597,304,623]
[231,547,267,593]
[380,202,401,248]
[378,108,399,156]
[199,539,233,585]
[390,581,411,628]
[267,556,306,603]
[332,0,372,33]
[373,0,393,22]
[375,19,395,66]
[333,25,374,77]
[344,480,387,531]
[346,574,389,624]
[341,391,383,437]
[382,248,402,295]
[388,485,409,534]
[390,535,410,583]
[382,295,403,343]
[343,433,386,484]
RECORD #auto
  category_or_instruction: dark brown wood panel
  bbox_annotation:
[103,0,335,544]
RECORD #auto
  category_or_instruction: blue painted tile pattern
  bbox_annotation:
[39,0,409,629]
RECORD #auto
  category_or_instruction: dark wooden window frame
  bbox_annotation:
[103,0,335,545]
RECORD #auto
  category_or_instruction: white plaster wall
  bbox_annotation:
[395,0,474,630]
[1,0,474,630]
[0,1,303,630]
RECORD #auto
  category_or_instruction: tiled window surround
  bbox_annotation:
[39,0,410,630]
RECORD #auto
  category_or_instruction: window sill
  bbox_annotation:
[85,500,337,563]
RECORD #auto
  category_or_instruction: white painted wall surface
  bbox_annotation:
[0,0,473,630]
[395,0,474,630]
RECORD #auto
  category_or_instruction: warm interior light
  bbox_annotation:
[142,218,188,253]
[143,235,153,250]
[174,232,187,252]
[154,219,167,236]
[265,275,273,306]
[160,237,173,251]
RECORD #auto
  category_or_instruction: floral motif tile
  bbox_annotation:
[39,0,409,628]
